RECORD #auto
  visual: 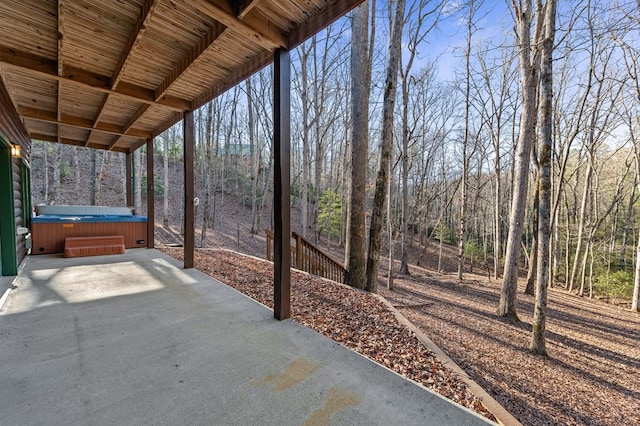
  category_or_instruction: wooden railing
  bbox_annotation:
[265,229,296,266]
[265,230,347,284]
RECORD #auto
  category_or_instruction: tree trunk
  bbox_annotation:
[50,144,61,204]
[365,0,405,293]
[388,160,395,290]
[498,0,537,320]
[163,133,169,227]
[457,0,477,281]
[42,142,49,204]
[89,149,97,205]
[299,41,312,238]
[525,179,539,295]
[530,0,556,356]
[134,149,142,213]
[247,77,260,234]
[200,102,214,247]
[345,2,371,290]
[633,229,640,311]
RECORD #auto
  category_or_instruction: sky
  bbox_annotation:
[409,0,513,82]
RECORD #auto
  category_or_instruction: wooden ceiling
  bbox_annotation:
[0,0,363,153]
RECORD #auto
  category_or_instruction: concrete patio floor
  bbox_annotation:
[0,249,490,425]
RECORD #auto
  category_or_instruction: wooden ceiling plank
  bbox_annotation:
[181,0,286,50]
[0,46,190,112]
[112,0,162,89]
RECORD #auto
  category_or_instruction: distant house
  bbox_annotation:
[224,143,251,166]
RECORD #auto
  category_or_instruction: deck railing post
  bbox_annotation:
[295,233,303,270]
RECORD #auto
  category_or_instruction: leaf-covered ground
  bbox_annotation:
[160,248,494,421]
[378,265,640,426]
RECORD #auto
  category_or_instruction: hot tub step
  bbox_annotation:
[64,236,125,258]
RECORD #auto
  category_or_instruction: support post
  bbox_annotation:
[125,151,133,208]
[146,138,155,248]
[273,48,291,320]
[183,110,195,268]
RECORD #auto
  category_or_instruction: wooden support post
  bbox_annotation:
[273,48,291,320]
[125,151,133,208]
[183,110,195,269]
[146,138,155,248]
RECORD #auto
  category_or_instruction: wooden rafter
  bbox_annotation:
[288,0,366,49]
[19,106,151,139]
[112,0,162,90]
[86,0,161,147]
[31,133,129,153]
[0,0,366,153]
[155,22,226,101]
[108,104,151,150]
[85,94,110,147]
[234,0,260,17]
[181,0,286,50]
[0,46,191,112]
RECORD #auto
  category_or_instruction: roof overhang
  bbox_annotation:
[0,0,364,154]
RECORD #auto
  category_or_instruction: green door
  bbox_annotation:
[0,140,18,276]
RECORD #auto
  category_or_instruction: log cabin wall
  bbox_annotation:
[0,78,31,276]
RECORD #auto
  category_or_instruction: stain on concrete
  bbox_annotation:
[303,387,360,426]
[255,357,320,392]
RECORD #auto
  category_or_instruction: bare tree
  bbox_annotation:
[498,0,542,319]
[398,0,442,275]
[457,0,484,281]
[530,0,557,356]
[346,2,373,289]
[366,0,406,293]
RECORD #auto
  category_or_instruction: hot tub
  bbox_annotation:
[31,205,148,254]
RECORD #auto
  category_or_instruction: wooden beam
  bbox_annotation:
[192,49,271,111]
[112,0,162,89]
[233,0,260,17]
[155,22,226,101]
[85,94,111,147]
[30,133,130,153]
[107,104,151,151]
[125,151,133,207]
[182,0,286,50]
[146,137,155,248]
[19,106,151,139]
[288,0,366,49]
[0,46,191,112]
[183,110,195,269]
[273,48,291,321]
